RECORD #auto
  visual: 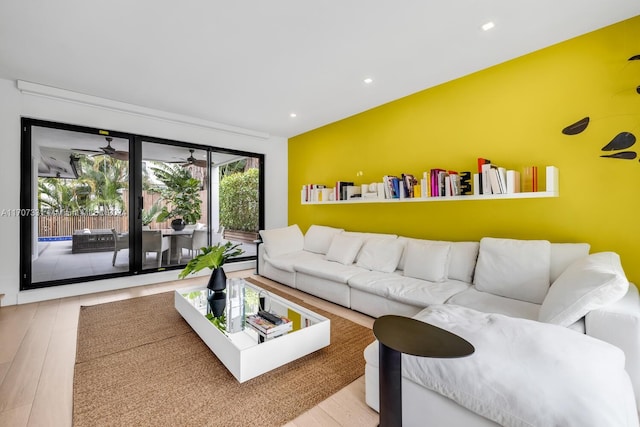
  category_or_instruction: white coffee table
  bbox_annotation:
[175,278,330,382]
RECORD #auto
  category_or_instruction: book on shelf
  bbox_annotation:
[246,312,293,336]
[506,170,521,193]
[521,166,538,192]
[477,158,491,195]
[335,181,355,201]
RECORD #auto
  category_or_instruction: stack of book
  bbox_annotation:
[246,312,293,337]
[476,157,526,195]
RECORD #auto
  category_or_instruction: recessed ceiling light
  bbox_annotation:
[363,77,373,84]
[290,113,297,118]
[482,21,495,31]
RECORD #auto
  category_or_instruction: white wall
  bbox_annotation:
[0,78,288,306]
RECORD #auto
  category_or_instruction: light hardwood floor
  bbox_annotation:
[0,271,379,426]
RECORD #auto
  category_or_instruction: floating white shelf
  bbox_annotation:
[301,166,558,205]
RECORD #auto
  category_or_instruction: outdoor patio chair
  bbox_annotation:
[142,230,171,268]
[111,229,129,266]
[176,228,208,263]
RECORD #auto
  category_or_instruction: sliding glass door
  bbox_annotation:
[21,119,263,290]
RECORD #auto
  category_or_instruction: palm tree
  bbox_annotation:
[78,156,129,213]
[38,178,82,213]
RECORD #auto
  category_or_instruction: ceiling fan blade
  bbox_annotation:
[111,151,129,161]
[192,159,208,167]
[72,148,102,154]
[562,117,590,135]
[601,132,636,151]
[600,151,637,160]
[628,54,640,61]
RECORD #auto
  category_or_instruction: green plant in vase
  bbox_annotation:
[178,241,244,318]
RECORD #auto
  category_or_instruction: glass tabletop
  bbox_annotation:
[179,278,324,348]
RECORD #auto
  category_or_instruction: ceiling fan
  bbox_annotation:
[73,137,129,161]
[172,149,208,167]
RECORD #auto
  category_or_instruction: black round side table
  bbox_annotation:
[373,315,475,427]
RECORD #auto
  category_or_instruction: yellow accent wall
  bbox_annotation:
[289,16,640,284]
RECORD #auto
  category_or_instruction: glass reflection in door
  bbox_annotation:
[141,141,208,269]
[31,126,130,283]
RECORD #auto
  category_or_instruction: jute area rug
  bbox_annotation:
[73,277,375,426]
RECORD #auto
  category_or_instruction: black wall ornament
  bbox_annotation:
[561,54,640,162]
[562,117,590,135]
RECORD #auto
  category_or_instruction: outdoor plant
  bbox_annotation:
[219,168,259,232]
[141,202,160,226]
[150,163,202,224]
[178,241,244,279]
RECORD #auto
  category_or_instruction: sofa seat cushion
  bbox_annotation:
[263,250,322,272]
[447,286,541,321]
[348,271,469,307]
[294,258,369,283]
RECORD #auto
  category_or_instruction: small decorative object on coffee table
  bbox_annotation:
[373,315,474,427]
[178,241,244,317]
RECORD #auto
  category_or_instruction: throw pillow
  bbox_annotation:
[539,252,629,327]
[303,225,344,254]
[403,240,451,282]
[325,234,364,265]
[259,224,304,258]
[473,237,551,304]
[356,238,404,273]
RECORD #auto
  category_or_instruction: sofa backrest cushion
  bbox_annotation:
[403,240,451,282]
[303,225,344,254]
[259,224,304,258]
[398,238,479,283]
[342,231,397,261]
[474,237,551,304]
[549,243,591,283]
[539,252,629,327]
[325,233,365,265]
[356,237,404,273]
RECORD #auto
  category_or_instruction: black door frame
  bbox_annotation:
[20,118,263,290]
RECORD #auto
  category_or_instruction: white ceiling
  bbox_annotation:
[1,1,639,138]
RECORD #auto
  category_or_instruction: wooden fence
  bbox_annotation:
[37,190,210,237]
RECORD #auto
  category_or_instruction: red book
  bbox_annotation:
[532,166,538,192]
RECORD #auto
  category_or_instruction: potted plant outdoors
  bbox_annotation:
[141,202,160,229]
[178,241,245,317]
[150,163,202,231]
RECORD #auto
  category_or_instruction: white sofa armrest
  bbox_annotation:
[586,284,640,408]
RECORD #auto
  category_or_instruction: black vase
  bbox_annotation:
[171,218,186,231]
[208,290,226,317]
[208,267,227,292]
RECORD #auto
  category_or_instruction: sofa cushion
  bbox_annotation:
[474,237,551,304]
[259,224,304,257]
[447,242,479,283]
[398,238,479,283]
[342,231,397,261]
[550,243,591,283]
[447,287,541,321]
[539,252,629,327]
[403,240,451,282]
[325,233,365,265]
[263,250,322,272]
[303,225,344,254]
[356,237,404,273]
[348,271,469,306]
[294,258,369,283]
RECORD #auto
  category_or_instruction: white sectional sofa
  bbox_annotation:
[257,224,640,426]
